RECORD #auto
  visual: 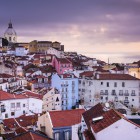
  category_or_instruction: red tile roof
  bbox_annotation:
[0,90,27,101]
[0,73,14,78]
[90,109,121,133]
[80,71,94,77]
[23,91,43,99]
[58,74,77,78]
[82,103,104,130]
[9,131,51,140]
[96,74,139,80]
[49,109,85,127]
[3,114,38,130]
[0,90,42,101]
[56,57,71,64]
[83,129,96,140]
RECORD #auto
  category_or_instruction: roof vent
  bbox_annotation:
[103,102,110,111]
[92,116,103,122]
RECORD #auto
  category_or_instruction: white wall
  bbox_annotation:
[93,119,140,140]
[1,97,42,119]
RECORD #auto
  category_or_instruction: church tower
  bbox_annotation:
[4,21,17,43]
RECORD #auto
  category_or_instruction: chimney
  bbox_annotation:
[96,74,100,79]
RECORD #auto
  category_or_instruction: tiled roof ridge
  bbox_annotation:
[49,108,84,113]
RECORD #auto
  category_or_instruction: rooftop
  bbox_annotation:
[49,109,85,127]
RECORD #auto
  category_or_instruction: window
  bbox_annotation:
[132,90,135,94]
[65,131,70,140]
[101,82,103,85]
[132,99,134,101]
[100,96,103,100]
[9,37,11,41]
[66,88,68,92]
[11,103,15,109]
[11,112,15,116]
[105,97,108,101]
[72,81,75,85]
[89,81,92,86]
[125,97,128,100]
[23,110,25,114]
[107,82,109,87]
[5,114,8,118]
[16,103,20,108]
[105,90,108,95]
[79,80,81,84]
[125,90,128,93]
[114,82,117,87]
[54,133,59,140]
[23,104,25,107]
[112,90,116,95]
[122,82,125,87]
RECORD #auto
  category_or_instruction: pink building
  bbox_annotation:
[53,57,73,74]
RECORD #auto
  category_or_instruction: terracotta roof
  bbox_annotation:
[0,90,42,101]
[82,103,104,130]
[3,114,38,130]
[49,109,85,127]
[0,73,14,78]
[15,127,27,134]
[80,71,94,77]
[58,74,77,78]
[90,109,121,133]
[23,91,43,99]
[0,90,27,101]
[83,129,96,140]
[96,74,139,80]
[56,57,71,64]
[8,131,52,140]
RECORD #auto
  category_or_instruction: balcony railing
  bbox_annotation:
[124,93,129,96]
[119,93,123,96]
[131,93,136,96]
[111,93,116,96]
[61,84,68,87]
[1,108,6,112]
[124,100,129,104]
[100,92,108,95]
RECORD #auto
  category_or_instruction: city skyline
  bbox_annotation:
[0,0,140,63]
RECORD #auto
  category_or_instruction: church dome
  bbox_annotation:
[4,21,17,43]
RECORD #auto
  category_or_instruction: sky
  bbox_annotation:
[0,0,140,63]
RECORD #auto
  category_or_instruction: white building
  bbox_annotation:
[0,73,27,93]
[52,73,79,110]
[47,47,64,58]
[15,46,28,56]
[79,73,140,109]
[0,90,43,119]
[42,88,61,111]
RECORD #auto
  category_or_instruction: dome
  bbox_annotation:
[4,21,17,43]
[4,22,16,36]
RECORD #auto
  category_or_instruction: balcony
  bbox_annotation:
[100,92,108,95]
[124,93,129,96]
[119,93,123,96]
[62,96,68,100]
[1,108,6,112]
[111,93,116,96]
[61,84,68,87]
[124,100,129,104]
[131,93,136,96]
